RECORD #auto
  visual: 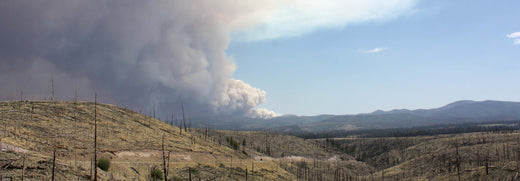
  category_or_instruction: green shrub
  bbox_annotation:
[97,158,110,171]
[226,137,240,150]
[188,167,199,175]
[150,167,163,181]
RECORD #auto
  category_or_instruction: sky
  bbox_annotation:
[228,0,520,116]
[0,0,519,118]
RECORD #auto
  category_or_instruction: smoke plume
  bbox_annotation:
[0,0,415,118]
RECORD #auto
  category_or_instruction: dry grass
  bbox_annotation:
[204,130,334,158]
[0,101,295,180]
[204,129,374,180]
[335,131,520,180]
[9,100,518,180]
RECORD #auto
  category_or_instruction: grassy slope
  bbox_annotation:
[325,131,520,180]
[205,130,334,158]
[207,130,374,180]
[385,131,520,181]
[0,101,294,180]
[6,100,515,180]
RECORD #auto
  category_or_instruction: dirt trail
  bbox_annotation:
[0,142,30,153]
[255,155,342,162]
[114,150,208,162]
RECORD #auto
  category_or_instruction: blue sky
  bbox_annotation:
[227,0,520,116]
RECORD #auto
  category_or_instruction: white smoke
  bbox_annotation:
[249,108,278,119]
[0,0,416,118]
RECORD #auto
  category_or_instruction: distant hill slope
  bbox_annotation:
[0,101,294,180]
[372,100,520,118]
[282,100,520,132]
[191,100,520,133]
[190,114,334,130]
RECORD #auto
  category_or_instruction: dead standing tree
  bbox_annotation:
[93,93,98,181]
[73,88,80,180]
[51,74,55,101]
[182,101,187,133]
[485,149,489,175]
[21,154,26,181]
[162,136,169,181]
[455,142,461,181]
[51,145,66,181]
[52,147,57,181]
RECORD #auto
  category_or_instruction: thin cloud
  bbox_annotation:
[361,47,388,53]
[506,32,520,38]
[232,0,418,41]
[507,32,520,45]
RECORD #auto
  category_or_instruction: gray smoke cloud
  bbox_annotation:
[0,0,276,118]
[0,0,415,118]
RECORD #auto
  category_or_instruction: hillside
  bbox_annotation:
[203,129,374,180]
[189,114,334,130]
[277,100,520,133]
[4,100,518,180]
[0,101,295,180]
[318,130,520,180]
[189,100,520,133]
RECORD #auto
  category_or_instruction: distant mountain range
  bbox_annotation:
[191,100,520,133]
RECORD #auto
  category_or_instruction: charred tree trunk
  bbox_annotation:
[486,149,489,175]
[93,93,98,181]
[179,118,182,135]
[21,154,26,181]
[52,148,57,181]
[182,101,187,133]
[456,143,461,181]
[189,167,192,181]
[51,75,55,101]
[74,88,79,181]
[162,136,168,181]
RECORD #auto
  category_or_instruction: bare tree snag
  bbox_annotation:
[52,148,57,181]
[189,167,192,181]
[162,135,168,181]
[19,90,23,110]
[182,101,187,132]
[179,118,182,136]
[74,88,79,181]
[51,74,55,101]
[21,154,26,181]
[93,93,98,181]
[486,149,489,175]
[456,143,461,181]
